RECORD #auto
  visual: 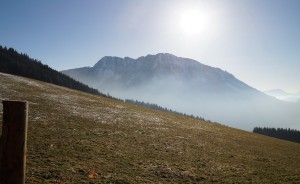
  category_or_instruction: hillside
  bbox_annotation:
[0,46,102,96]
[62,53,300,131]
[0,72,299,183]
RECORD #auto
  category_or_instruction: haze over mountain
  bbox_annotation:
[62,53,300,130]
[265,89,300,102]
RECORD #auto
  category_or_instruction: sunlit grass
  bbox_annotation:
[0,73,299,183]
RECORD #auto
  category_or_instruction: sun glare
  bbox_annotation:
[179,9,216,37]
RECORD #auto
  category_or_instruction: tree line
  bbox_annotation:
[253,127,300,143]
[125,99,207,121]
[0,45,107,97]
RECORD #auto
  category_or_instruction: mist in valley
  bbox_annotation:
[105,80,300,131]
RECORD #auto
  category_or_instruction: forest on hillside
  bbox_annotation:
[125,99,208,122]
[0,46,104,96]
[253,127,300,143]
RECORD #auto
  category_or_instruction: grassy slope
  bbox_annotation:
[0,72,299,184]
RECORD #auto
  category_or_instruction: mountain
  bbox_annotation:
[265,89,300,102]
[62,53,300,131]
[1,72,300,183]
[63,53,255,94]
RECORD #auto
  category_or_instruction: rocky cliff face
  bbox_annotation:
[63,53,256,94]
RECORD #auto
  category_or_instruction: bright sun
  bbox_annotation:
[179,9,214,36]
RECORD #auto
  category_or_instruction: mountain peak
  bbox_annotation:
[142,53,176,58]
[155,53,177,58]
[93,56,132,68]
[92,53,201,70]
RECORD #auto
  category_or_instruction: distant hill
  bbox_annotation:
[62,53,300,130]
[1,73,300,183]
[0,45,103,96]
[265,89,300,102]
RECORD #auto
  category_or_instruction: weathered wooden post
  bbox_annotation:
[0,101,28,184]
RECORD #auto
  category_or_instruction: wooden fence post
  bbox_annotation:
[0,101,29,184]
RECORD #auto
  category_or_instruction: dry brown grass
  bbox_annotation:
[0,72,299,183]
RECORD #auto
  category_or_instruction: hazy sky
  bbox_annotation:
[1,0,300,92]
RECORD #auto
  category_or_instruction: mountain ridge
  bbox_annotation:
[61,53,300,131]
[62,53,258,94]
